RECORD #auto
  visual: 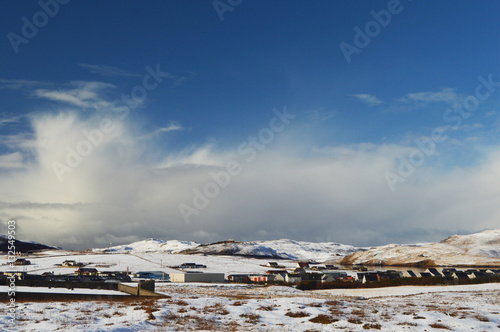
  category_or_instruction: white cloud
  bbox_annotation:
[1,83,499,250]
[33,81,115,109]
[0,114,23,126]
[139,123,183,140]
[2,109,500,250]
[0,79,50,90]
[79,64,141,77]
[0,152,24,168]
[397,88,459,104]
[350,94,383,106]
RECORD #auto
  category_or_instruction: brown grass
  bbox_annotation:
[172,299,188,306]
[351,309,367,317]
[363,323,382,330]
[285,311,310,318]
[348,317,363,324]
[306,302,323,307]
[309,314,339,324]
[257,305,275,311]
[474,314,490,322]
[429,323,451,330]
[202,302,229,315]
[240,313,261,324]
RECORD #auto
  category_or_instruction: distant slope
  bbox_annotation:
[91,239,199,254]
[0,235,56,253]
[91,238,361,261]
[340,229,500,267]
[178,239,360,261]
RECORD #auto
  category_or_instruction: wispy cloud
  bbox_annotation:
[0,79,50,90]
[33,81,116,109]
[79,64,141,77]
[350,94,383,106]
[397,88,459,105]
[382,88,462,113]
[139,123,183,140]
[307,108,336,122]
[0,114,23,126]
[0,132,34,150]
[0,152,24,168]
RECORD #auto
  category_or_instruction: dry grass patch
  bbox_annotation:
[202,302,229,315]
[240,313,261,324]
[363,323,382,330]
[285,311,310,318]
[306,302,323,308]
[257,305,276,311]
[309,314,339,324]
[325,300,342,306]
[474,314,490,322]
[429,323,451,330]
[351,309,367,317]
[397,322,418,326]
[232,301,246,306]
[172,299,189,306]
[348,317,363,324]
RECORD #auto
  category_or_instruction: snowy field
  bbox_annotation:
[1,251,500,330]
[1,283,499,331]
[0,251,324,277]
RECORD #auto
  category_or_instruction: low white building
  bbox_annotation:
[170,272,225,283]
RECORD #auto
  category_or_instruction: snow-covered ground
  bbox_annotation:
[0,251,299,277]
[2,283,499,331]
[1,247,500,331]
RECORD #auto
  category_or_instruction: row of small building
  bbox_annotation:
[229,267,500,284]
[4,258,499,285]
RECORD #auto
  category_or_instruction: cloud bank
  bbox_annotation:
[1,83,499,250]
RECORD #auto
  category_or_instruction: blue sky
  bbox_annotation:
[1,1,500,249]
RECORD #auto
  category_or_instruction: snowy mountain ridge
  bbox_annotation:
[178,239,361,261]
[84,229,500,266]
[341,229,500,267]
[90,238,361,261]
[91,239,199,254]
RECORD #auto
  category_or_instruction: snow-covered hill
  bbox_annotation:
[90,238,360,262]
[91,239,199,254]
[177,239,360,261]
[89,229,500,266]
[340,229,500,267]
